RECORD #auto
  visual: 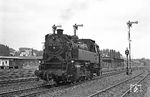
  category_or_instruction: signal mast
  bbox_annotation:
[73,24,83,36]
[126,20,138,74]
[52,24,62,34]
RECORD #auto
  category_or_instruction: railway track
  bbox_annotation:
[0,76,38,86]
[0,69,36,85]
[88,70,148,97]
[0,67,140,86]
[0,68,124,86]
[0,82,55,97]
[0,69,128,97]
[0,67,143,97]
[121,70,150,97]
[0,69,38,86]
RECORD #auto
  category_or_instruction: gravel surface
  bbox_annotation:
[127,66,150,97]
[39,70,143,97]
[100,70,147,97]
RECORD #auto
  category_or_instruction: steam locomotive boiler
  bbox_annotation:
[35,24,101,84]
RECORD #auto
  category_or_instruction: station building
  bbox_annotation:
[0,56,42,70]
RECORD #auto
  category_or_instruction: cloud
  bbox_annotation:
[60,0,89,23]
[1,0,150,58]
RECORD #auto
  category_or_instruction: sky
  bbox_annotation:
[0,0,150,59]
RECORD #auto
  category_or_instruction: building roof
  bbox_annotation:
[0,56,42,60]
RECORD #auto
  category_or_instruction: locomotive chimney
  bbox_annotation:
[57,29,63,35]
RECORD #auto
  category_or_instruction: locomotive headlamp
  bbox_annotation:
[71,60,74,63]
[53,46,56,49]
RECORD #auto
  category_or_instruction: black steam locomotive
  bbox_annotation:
[35,24,101,84]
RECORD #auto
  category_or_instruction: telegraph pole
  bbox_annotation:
[127,20,138,74]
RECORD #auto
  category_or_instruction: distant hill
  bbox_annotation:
[0,44,43,57]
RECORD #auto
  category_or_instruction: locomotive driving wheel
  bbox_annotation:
[46,72,55,85]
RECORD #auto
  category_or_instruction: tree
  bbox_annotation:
[101,49,123,58]
[0,44,10,56]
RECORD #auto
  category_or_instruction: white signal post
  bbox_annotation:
[126,20,138,74]
[52,24,62,34]
[73,24,83,36]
